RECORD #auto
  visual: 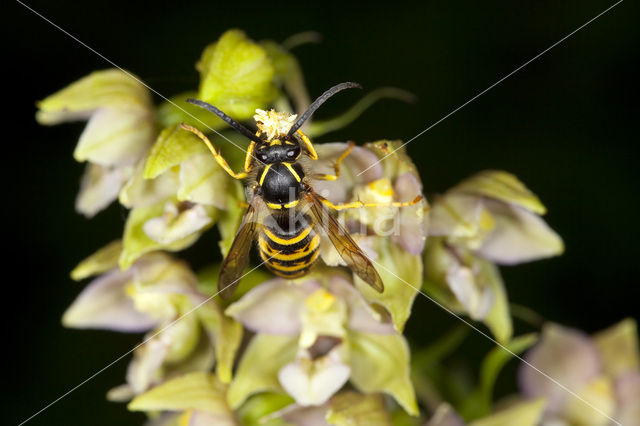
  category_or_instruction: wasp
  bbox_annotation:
[181,82,422,299]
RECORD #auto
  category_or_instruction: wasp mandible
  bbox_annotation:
[181,82,422,299]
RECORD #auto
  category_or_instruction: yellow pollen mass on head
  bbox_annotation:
[253,109,297,140]
[305,288,336,313]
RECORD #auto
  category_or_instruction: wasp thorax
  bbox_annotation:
[254,109,297,141]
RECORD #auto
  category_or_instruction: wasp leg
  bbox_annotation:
[244,141,256,173]
[321,195,423,210]
[314,141,355,181]
[237,200,249,208]
[180,123,248,179]
[297,129,318,160]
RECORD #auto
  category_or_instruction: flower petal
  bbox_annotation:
[119,201,203,269]
[519,323,602,414]
[198,30,277,119]
[70,240,123,281]
[178,152,232,209]
[73,107,154,166]
[62,268,157,332]
[354,237,421,332]
[36,69,151,123]
[393,172,428,254]
[128,372,231,416]
[142,201,214,246]
[75,163,132,218]
[477,201,564,265]
[119,162,180,209]
[593,318,639,378]
[279,350,350,406]
[426,404,466,426]
[143,125,209,179]
[453,170,546,215]
[348,330,418,415]
[226,279,312,335]
[227,334,298,409]
[614,371,640,426]
[468,398,546,426]
[326,391,392,425]
[563,376,615,426]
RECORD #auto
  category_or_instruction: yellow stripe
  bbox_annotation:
[259,164,272,186]
[269,251,320,271]
[283,162,301,182]
[264,226,312,245]
[259,234,319,260]
[266,199,299,209]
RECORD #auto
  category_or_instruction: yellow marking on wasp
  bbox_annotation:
[265,199,299,209]
[315,141,354,181]
[244,141,256,172]
[180,124,247,179]
[259,235,318,260]
[321,195,424,210]
[297,129,318,160]
[263,226,312,245]
[283,162,301,182]
[269,251,320,271]
[259,164,272,186]
[269,139,282,146]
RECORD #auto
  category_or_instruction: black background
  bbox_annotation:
[7,1,639,425]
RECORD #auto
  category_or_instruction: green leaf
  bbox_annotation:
[128,372,231,416]
[71,240,122,281]
[227,334,297,409]
[143,125,209,179]
[198,30,278,119]
[326,391,392,425]
[459,333,538,420]
[354,237,422,332]
[453,170,546,215]
[348,330,418,416]
[468,399,546,426]
[119,200,201,269]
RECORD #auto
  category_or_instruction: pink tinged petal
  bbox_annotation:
[281,404,330,426]
[518,324,602,414]
[142,202,212,245]
[126,337,170,394]
[187,411,236,426]
[477,201,564,265]
[614,371,640,426]
[225,279,317,335]
[312,143,384,204]
[446,263,494,321]
[426,403,466,426]
[327,276,394,334]
[75,163,131,218]
[278,350,351,406]
[62,268,157,332]
[429,194,485,238]
[392,172,427,254]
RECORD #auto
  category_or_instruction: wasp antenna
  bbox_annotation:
[186,98,262,143]
[287,82,362,137]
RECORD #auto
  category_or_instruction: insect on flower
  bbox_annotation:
[181,82,422,298]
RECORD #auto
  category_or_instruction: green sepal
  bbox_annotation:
[70,240,122,281]
[326,391,392,425]
[143,125,209,179]
[348,330,419,416]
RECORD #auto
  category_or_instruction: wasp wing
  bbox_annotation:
[218,201,259,299]
[305,191,384,293]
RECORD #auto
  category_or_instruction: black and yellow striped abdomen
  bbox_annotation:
[258,214,320,278]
